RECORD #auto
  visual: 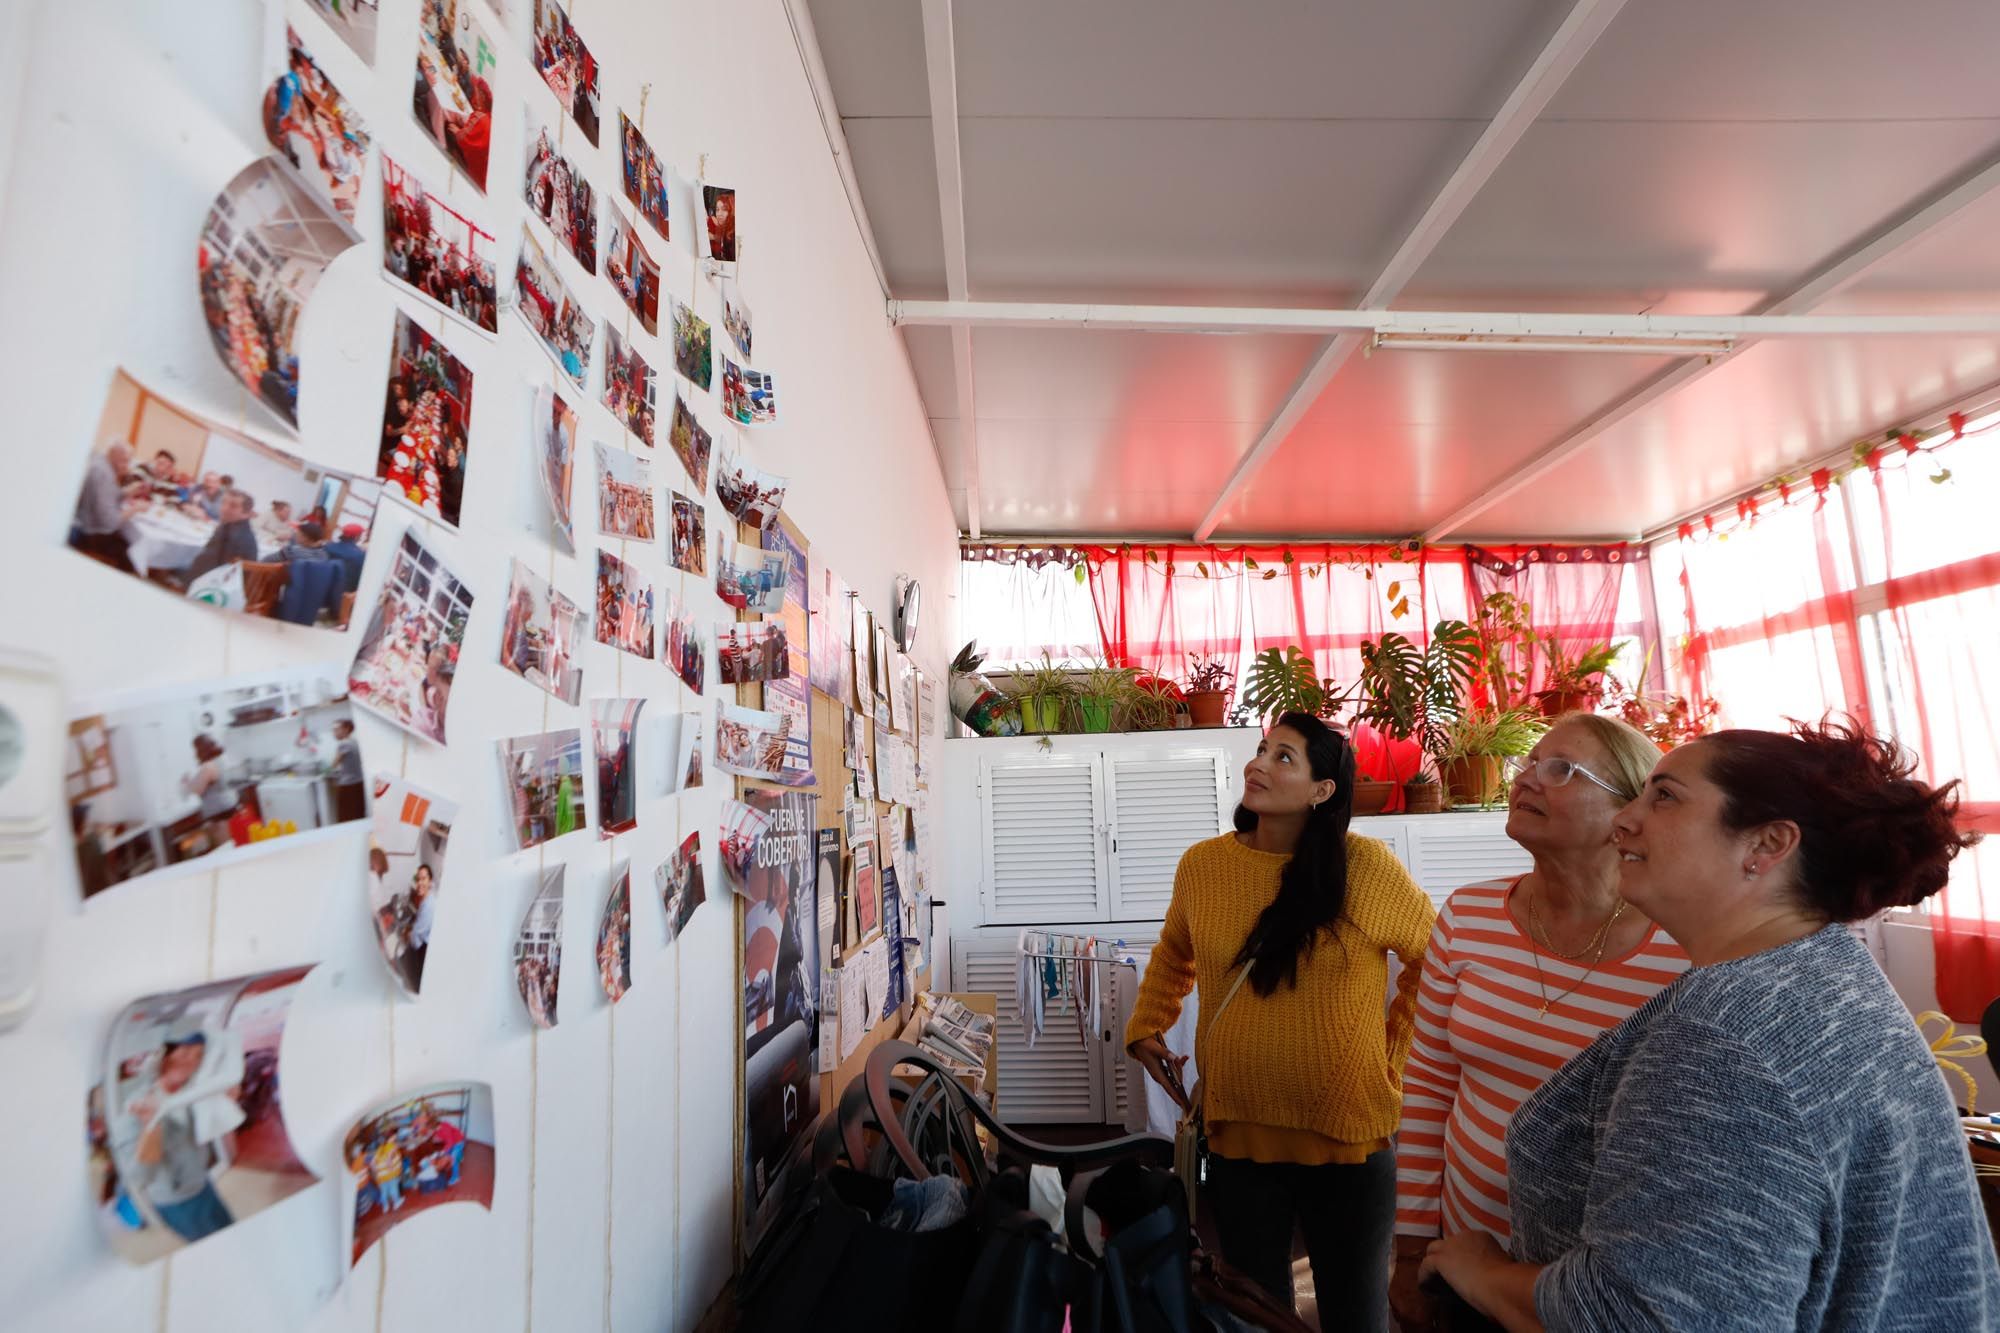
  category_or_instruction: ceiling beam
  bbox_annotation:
[920,0,981,539]
[1421,147,2000,543]
[1188,0,1632,543]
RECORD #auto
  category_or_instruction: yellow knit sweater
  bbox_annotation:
[1125,831,1436,1163]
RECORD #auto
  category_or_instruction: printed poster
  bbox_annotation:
[761,523,814,787]
[741,788,818,1256]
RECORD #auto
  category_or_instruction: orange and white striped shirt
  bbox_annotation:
[1394,878,1690,1243]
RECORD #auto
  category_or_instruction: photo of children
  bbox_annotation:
[364,777,457,997]
[87,966,318,1263]
[668,394,712,491]
[198,157,358,432]
[412,0,497,191]
[69,370,380,627]
[265,27,371,224]
[499,560,586,704]
[347,529,471,744]
[722,276,752,359]
[499,731,587,852]
[382,155,499,336]
[598,864,632,1002]
[664,591,704,694]
[657,831,705,945]
[515,225,597,388]
[618,111,670,240]
[536,384,578,549]
[717,621,789,686]
[376,311,476,526]
[594,442,654,539]
[605,211,661,335]
[595,549,655,660]
[721,357,778,427]
[669,491,705,576]
[531,0,600,146]
[716,703,791,782]
[716,452,788,531]
[345,1082,494,1266]
[671,298,712,391]
[523,119,596,273]
[305,0,378,65]
[600,327,658,447]
[701,185,737,266]
[514,866,565,1026]
[69,667,367,899]
[715,536,787,615]
[591,697,642,838]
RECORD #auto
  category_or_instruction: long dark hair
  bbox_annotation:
[1231,712,1356,996]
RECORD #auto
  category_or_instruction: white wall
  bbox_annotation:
[0,0,957,1329]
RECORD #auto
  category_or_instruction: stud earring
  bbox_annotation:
[1743,863,1760,878]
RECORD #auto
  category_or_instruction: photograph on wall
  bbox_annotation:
[598,863,632,1002]
[515,226,597,389]
[605,210,661,335]
[198,156,358,432]
[807,559,852,700]
[412,0,498,192]
[715,702,791,783]
[514,865,564,1027]
[499,560,586,704]
[658,831,704,944]
[535,383,578,550]
[762,523,814,786]
[617,111,670,240]
[365,775,457,997]
[68,370,380,627]
[86,966,318,1263]
[265,27,371,225]
[381,155,498,336]
[69,667,366,900]
[719,797,771,895]
[531,0,600,146]
[663,590,704,694]
[715,535,787,615]
[591,697,643,838]
[721,275,752,360]
[523,118,597,273]
[600,327,658,447]
[671,708,704,792]
[348,529,471,745]
[669,492,706,576]
[716,621,788,686]
[595,549,655,661]
[376,311,476,527]
[500,730,587,852]
[741,788,818,1255]
[720,357,777,428]
[701,184,737,267]
[670,299,713,391]
[667,393,712,491]
[346,1082,494,1266]
[716,453,787,531]
[304,0,378,64]
[593,442,654,540]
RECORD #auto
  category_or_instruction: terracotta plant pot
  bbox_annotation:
[1536,688,1598,718]
[1021,695,1066,734]
[1439,755,1505,807]
[1402,781,1443,814]
[1185,689,1231,727]
[1078,697,1115,733]
[1352,779,1396,816]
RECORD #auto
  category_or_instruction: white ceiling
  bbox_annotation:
[805,0,2000,541]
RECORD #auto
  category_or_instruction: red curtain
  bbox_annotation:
[1465,544,1646,702]
[1083,545,1249,680]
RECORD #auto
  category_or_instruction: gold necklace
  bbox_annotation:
[1526,883,1628,1017]
[1528,881,1627,959]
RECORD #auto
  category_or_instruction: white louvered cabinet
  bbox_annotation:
[954,937,1107,1123]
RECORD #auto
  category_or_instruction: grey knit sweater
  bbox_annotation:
[1507,925,2000,1331]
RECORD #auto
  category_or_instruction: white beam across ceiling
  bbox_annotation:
[920,0,981,538]
[1420,147,2000,542]
[1189,0,1632,543]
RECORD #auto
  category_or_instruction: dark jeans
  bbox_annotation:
[1206,1148,1396,1333]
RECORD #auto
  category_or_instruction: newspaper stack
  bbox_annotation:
[913,993,995,1094]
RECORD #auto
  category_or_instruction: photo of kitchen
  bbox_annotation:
[69,666,369,898]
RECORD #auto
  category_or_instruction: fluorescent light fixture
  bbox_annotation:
[1371,332,1734,358]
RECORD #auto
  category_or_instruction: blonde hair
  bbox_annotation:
[1547,711,1661,802]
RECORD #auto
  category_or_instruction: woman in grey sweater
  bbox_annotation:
[1421,721,2000,1331]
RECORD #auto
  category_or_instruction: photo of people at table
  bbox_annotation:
[605,211,661,335]
[87,966,318,1264]
[601,326,657,447]
[536,384,578,548]
[668,394,711,491]
[595,549,655,661]
[716,536,788,615]
[376,311,476,527]
[657,831,705,945]
[69,371,378,627]
[365,776,457,997]
[717,620,789,686]
[499,730,588,852]
[265,27,371,224]
[594,441,654,540]
[618,111,670,240]
[523,119,597,273]
[516,225,596,388]
[664,591,705,694]
[412,0,497,191]
[598,865,632,1002]
[346,1083,495,1266]
[500,560,587,704]
[591,698,642,839]
[198,157,357,431]
[532,0,600,146]
[514,865,565,1026]
[70,667,368,898]
[382,154,498,335]
[670,491,705,576]
[348,530,470,745]
[716,452,788,531]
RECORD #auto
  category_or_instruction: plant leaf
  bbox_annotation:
[1392,596,1410,618]
[1197,561,1211,577]
[1281,550,1294,564]
[1261,569,1277,580]
[1244,557,1259,571]
[1386,581,1401,601]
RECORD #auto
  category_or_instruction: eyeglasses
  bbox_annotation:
[1505,755,1626,799]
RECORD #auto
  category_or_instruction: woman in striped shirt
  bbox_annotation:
[1390,713,1688,1331]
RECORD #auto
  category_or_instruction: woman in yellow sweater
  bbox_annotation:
[1127,712,1436,1330]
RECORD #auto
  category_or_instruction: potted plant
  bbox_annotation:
[1240,646,1355,726]
[1126,674,1185,731]
[947,640,1020,737]
[1438,706,1548,807]
[1534,638,1622,717]
[1402,767,1443,814]
[1351,621,1481,814]
[1182,652,1235,727]
[1470,591,1538,712]
[1075,662,1137,734]
[1010,653,1076,735]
